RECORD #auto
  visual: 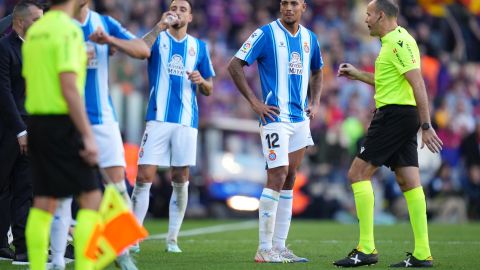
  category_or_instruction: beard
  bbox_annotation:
[281,15,298,26]
[171,21,186,29]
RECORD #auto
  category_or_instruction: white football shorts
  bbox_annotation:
[137,121,198,167]
[260,120,314,169]
[92,123,126,168]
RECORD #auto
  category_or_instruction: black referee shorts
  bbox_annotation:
[358,105,420,171]
[28,115,100,198]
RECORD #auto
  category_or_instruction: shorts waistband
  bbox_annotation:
[378,104,417,111]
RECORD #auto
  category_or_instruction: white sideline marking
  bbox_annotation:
[146,220,257,240]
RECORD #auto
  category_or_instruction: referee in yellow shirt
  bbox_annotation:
[333,0,443,268]
[22,0,101,270]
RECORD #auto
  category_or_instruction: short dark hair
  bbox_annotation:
[374,0,399,18]
[49,0,70,6]
[170,0,193,12]
[13,0,43,20]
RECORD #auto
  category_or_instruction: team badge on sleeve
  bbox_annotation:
[268,150,277,161]
[303,42,310,53]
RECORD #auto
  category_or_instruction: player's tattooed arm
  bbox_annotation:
[306,69,323,119]
[143,24,166,48]
[310,69,323,105]
[143,12,178,48]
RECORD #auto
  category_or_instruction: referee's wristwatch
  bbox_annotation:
[421,122,431,131]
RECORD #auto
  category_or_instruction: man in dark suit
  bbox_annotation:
[0,14,13,37]
[0,0,43,265]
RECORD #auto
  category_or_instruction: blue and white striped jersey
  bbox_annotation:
[145,31,215,128]
[77,10,136,125]
[235,20,323,124]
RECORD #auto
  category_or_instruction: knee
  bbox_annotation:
[136,167,155,183]
[78,190,102,210]
[286,171,296,182]
[347,168,361,184]
[283,171,296,189]
[396,178,417,192]
[266,167,288,191]
[109,169,125,183]
[270,168,288,182]
[171,168,189,183]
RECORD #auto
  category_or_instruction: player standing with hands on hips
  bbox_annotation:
[333,0,443,267]
[131,0,215,253]
[228,0,323,264]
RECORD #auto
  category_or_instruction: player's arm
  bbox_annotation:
[199,78,213,96]
[306,69,323,119]
[59,72,97,166]
[187,71,212,96]
[107,37,150,59]
[227,57,278,124]
[404,69,443,153]
[337,63,374,86]
[89,27,150,59]
[143,12,178,49]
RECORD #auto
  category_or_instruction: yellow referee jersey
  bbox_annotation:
[374,26,420,109]
[23,10,87,115]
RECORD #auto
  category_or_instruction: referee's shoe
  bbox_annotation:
[390,252,433,268]
[0,247,14,260]
[333,248,378,267]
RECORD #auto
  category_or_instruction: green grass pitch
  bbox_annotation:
[1,220,479,269]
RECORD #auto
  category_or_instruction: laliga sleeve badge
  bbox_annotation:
[139,148,144,158]
[268,150,277,161]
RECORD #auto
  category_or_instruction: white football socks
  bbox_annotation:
[167,181,189,244]
[273,189,293,250]
[50,197,73,267]
[114,180,132,208]
[131,182,152,225]
[258,188,280,250]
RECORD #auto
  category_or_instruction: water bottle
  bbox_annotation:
[165,15,176,25]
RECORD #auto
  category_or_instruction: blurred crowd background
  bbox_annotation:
[1,0,479,222]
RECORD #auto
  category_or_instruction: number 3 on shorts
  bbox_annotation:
[265,133,280,149]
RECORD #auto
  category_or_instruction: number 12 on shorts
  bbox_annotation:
[266,133,280,149]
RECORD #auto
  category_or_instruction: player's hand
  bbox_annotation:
[17,134,28,155]
[80,135,98,167]
[306,101,320,120]
[338,63,360,80]
[186,71,205,85]
[89,27,112,45]
[157,11,179,28]
[109,46,118,56]
[421,128,443,153]
[251,99,279,125]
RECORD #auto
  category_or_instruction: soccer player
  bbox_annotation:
[228,0,323,263]
[76,0,149,210]
[47,1,150,269]
[333,0,443,267]
[0,0,42,264]
[131,0,215,253]
[22,0,102,269]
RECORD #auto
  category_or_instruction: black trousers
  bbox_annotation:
[0,129,32,255]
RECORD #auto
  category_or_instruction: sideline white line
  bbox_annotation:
[146,220,258,240]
